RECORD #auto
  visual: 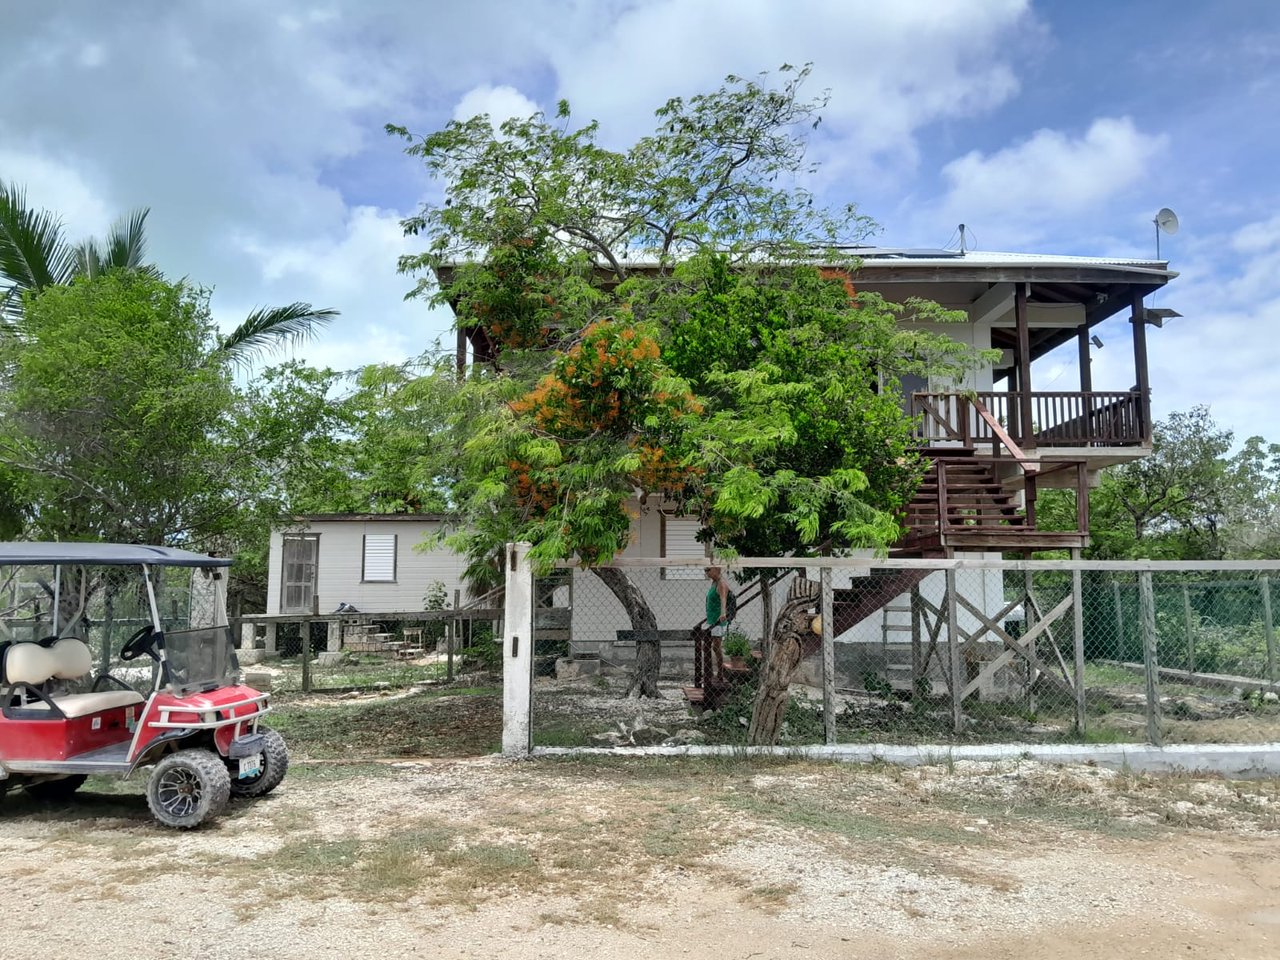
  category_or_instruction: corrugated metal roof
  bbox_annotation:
[0,542,230,567]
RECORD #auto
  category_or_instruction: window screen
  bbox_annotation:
[362,534,397,582]
[661,516,706,580]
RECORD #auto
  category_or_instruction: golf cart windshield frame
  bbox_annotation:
[1,542,236,695]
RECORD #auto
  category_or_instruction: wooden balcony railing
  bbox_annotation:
[911,390,1148,448]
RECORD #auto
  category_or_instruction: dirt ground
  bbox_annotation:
[2,753,1278,960]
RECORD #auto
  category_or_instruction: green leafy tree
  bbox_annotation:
[1040,406,1280,560]
[0,273,348,608]
[392,67,990,734]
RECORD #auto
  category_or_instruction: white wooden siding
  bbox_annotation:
[266,519,470,614]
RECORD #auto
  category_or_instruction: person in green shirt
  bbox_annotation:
[705,566,731,677]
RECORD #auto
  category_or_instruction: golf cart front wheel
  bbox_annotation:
[147,749,231,829]
[228,727,289,798]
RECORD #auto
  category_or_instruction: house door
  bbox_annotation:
[281,534,319,614]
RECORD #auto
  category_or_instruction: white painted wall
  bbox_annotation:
[266,518,469,614]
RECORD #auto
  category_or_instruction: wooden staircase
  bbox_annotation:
[686,568,931,710]
[896,448,1087,554]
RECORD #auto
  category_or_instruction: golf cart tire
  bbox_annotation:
[24,774,88,802]
[146,749,231,829]
[229,727,289,798]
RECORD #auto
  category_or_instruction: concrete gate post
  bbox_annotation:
[502,542,536,757]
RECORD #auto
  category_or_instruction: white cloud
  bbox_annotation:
[0,149,113,243]
[927,118,1168,248]
[548,0,1033,178]
[225,205,451,371]
[453,85,541,127]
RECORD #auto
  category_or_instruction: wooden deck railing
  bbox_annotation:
[911,390,1147,448]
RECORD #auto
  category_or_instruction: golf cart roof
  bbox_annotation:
[0,542,231,568]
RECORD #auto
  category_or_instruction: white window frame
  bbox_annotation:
[362,533,397,583]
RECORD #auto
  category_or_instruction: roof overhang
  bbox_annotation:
[0,542,231,568]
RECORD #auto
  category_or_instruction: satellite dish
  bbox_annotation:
[1153,207,1179,258]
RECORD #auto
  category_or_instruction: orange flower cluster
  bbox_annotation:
[819,267,857,301]
[631,441,699,495]
[507,459,560,513]
[511,319,699,437]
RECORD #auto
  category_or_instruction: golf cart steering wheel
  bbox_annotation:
[120,625,158,662]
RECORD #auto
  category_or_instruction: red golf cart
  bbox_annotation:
[0,543,287,828]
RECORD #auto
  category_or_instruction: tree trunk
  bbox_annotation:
[747,580,820,745]
[592,566,662,698]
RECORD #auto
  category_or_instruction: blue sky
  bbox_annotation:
[2,0,1278,443]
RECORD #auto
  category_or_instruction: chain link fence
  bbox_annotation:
[523,558,1280,750]
[234,609,505,695]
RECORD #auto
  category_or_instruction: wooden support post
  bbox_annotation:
[1182,584,1196,676]
[1078,324,1093,392]
[1015,283,1034,448]
[1262,576,1276,688]
[1131,291,1152,442]
[449,589,459,682]
[1076,461,1090,537]
[301,618,312,694]
[821,567,836,745]
[946,568,963,734]
[1139,572,1162,747]
[910,583,923,699]
[1071,551,1087,736]
[1024,566,1037,712]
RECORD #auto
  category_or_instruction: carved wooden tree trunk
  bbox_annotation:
[592,566,662,699]
[747,583,820,746]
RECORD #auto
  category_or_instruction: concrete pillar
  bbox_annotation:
[263,622,277,654]
[327,619,341,653]
[502,542,536,757]
[239,622,255,650]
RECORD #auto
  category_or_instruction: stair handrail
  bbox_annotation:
[970,398,1037,475]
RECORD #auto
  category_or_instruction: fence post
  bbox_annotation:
[1139,571,1162,747]
[1072,561,1086,736]
[449,589,459,683]
[301,619,312,694]
[820,566,835,745]
[1182,584,1195,676]
[502,542,535,757]
[1024,568,1037,714]
[946,568,962,734]
[1111,582,1124,658]
[1262,576,1276,689]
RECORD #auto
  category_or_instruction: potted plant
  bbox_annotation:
[721,629,752,670]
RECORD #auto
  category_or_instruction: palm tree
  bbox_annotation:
[0,180,336,360]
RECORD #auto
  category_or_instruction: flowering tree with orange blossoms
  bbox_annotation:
[393,67,994,713]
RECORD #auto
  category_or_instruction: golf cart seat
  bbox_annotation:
[2,638,144,716]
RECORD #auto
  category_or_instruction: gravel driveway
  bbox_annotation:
[2,756,1277,959]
